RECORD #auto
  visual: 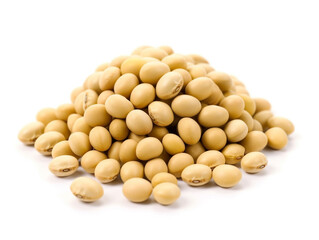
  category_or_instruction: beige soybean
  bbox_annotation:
[189,64,207,79]
[207,71,233,92]
[239,94,256,116]
[145,158,168,180]
[151,172,178,187]
[153,182,180,205]
[89,126,112,152]
[70,86,84,104]
[224,119,248,142]
[197,150,226,170]
[219,95,245,119]
[74,89,98,115]
[265,127,288,150]
[56,104,75,121]
[212,164,242,188]
[168,153,194,178]
[120,161,144,182]
[240,131,268,153]
[34,131,65,155]
[202,128,227,150]
[252,119,263,131]
[177,118,201,145]
[181,164,212,186]
[173,69,192,88]
[87,72,102,93]
[69,132,92,157]
[49,155,79,177]
[52,140,78,158]
[36,108,57,126]
[126,110,153,135]
[18,121,44,145]
[114,73,139,98]
[171,94,201,117]
[67,113,82,131]
[72,117,92,135]
[241,152,268,173]
[107,141,122,160]
[94,159,121,183]
[110,55,129,68]
[109,119,129,141]
[254,98,271,113]
[97,90,114,104]
[99,66,121,91]
[239,110,254,132]
[148,101,174,127]
[105,94,134,118]
[130,83,155,108]
[44,120,70,139]
[139,61,170,85]
[162,134,185,155]
[81,150,107,173]
[254,110,274,128]
[185,77,214,101]
[198,105,229,128]
[95,62,109,72]
[119,139,138,163]
[70,177,104,202]
[162,54,187,70]
[122,178,152,203]
[267,116,294,135]
[148,126,169,141]
[121,56,147,76]
[222,144,245,164]
[136,137,163,161]
[156,72,184,100]
[84,104,111,127]
[140,47,168,60]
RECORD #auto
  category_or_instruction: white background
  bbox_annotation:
[0,0,318,239]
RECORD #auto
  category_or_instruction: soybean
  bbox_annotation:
[267,116,294,135]
[168,153,194,178]
[181,164,212,186]
[212,164,242,188]
[265,127,288,150]
[70,177,104,202]
[144,158,168,180]
[18,121,44,145]
[95,159,121,183]
[34,131,65,155]
[241,152,268,173]
[49,155,79,177]
[197,150,226,170]
[126,109,153,135]
[153,182,180,205]
[81,150,107,173]
[136,137,163,161]
[171,94,201,117]
[122,178,153,203]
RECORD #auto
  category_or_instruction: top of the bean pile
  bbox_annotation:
[18,45,294,206]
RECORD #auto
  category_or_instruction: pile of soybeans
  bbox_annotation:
[18,45,294,205]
